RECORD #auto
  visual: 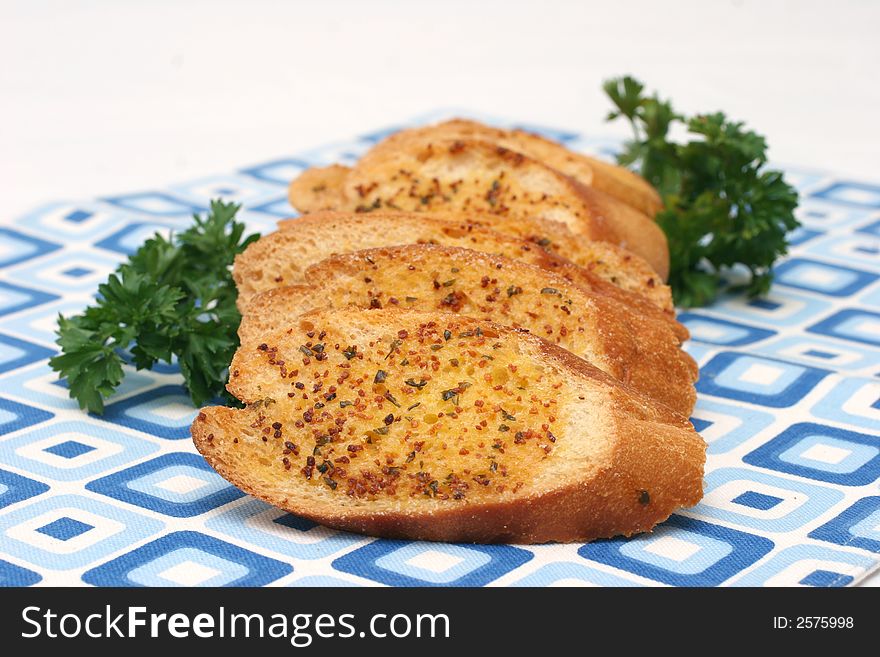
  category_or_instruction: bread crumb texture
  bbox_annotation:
[193,310,705,543]
[219,317,565,503]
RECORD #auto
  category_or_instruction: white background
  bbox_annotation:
[1,0,878,586]
[2,0,879,217]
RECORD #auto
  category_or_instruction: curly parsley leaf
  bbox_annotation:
[49,199,259,414]
[604,76,800,307]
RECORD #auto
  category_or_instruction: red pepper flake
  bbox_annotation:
[302,456,316,479]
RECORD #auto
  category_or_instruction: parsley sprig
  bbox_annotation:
[604,76,800,307]
[49,200,259,414]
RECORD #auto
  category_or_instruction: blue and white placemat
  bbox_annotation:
[1,111,878,587]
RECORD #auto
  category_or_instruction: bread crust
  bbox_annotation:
[289,136,669,278]
[192,312,704,544]
[277,210,675,312]
[233,211,684,339]
[287,164,350,212]
[237,244,698,415]
[353,118,663,217]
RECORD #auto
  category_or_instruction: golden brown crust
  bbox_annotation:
[193,408,704,544]
[289,136,669,277]
[358,118,663,217]
[277,210,674,312]
[570,182,670,280]
[192,311,704,544]
[234,210,684,338]
[579,156,662,217]
[238,244,697,415]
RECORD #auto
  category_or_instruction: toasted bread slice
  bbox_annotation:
[235,211,681,338]
[287,164,349,212]
[277,210,672,312]
[292,138,669,278]
[193,308,705,543]
[355,118,663,216]
[240,245,697,415]
[287,119,663,218]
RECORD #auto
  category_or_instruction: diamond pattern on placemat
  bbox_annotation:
[0,111,878,587]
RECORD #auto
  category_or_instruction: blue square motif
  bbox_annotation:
[810,497,880,552]
[731,544,874,586]
[579,516,773,586]
[800,570,854,587]
[744,423,880,485]
[0,334,54,374]
[699,468,844,532]
[0,228,61,268]
[677,313,775,347]
[2,420,159,482]
[803,349,836,359]
[100,385,198,439]
[697,352,829,408]
[773,258,878,297]
[808,309,880,348]
[64,210,92,223]
[748,298,781,311]
[0,559,41,587]
[0,469,49,509]
[62,267,93,278]
[810,376,880,433]
[82,531,291,587]
[688,399,777,455]
[44,440,95,459]
[86,452,244,517]
[0,398,54,435]
[810,181,880,208]
[0,494,164,570]
[732,491,783,511]
[0,281,60,317]
[333,540,533,587]
[36,517,94,541]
